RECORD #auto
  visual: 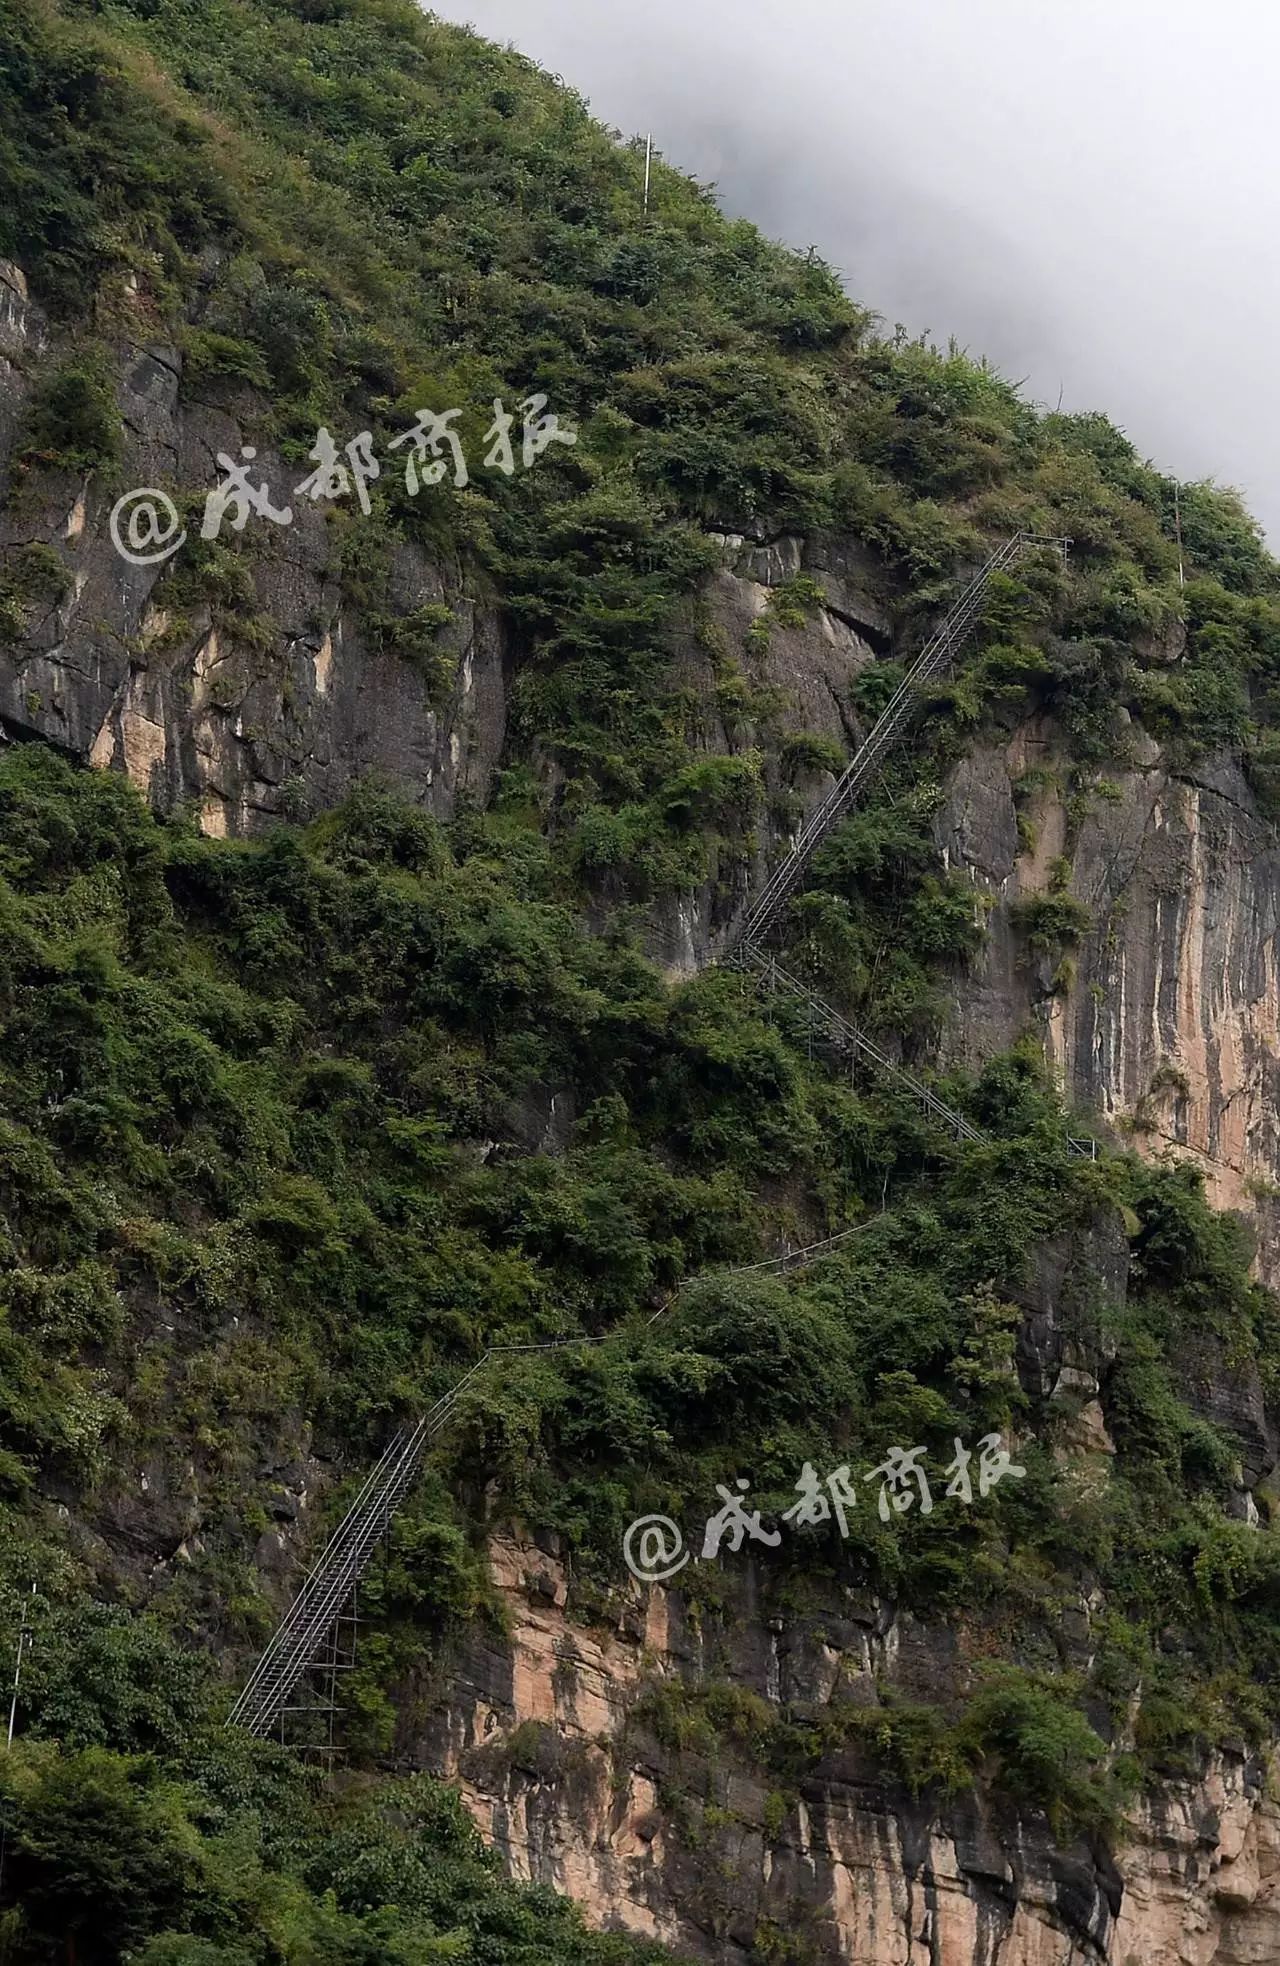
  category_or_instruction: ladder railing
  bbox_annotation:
[227,1412,437,1736]
[725,532,1068,956]
[734,945,986,1145]
[733,944,1096,1161]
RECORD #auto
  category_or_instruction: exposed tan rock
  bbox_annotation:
[936,734,1280,1283]
[413,1534,1280,1966]
[8,272,1280,1964]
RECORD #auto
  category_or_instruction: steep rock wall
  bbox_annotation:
[0,260,509,830]
[396,1219,1280,1966]
[9,257,1280,1959]
[0,263,883,875]
[414,1531,1280,1966]
[934,722,1280,1280]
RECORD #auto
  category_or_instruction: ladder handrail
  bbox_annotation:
[734,946,1097,1160]
[726,532,1066,955]
[736,946,986,1146]
[228,1419,431,1731]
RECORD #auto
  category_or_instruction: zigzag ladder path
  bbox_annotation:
[714,529,1094,1159]
[228,529,1094,1740]
[226,1220,879,1737]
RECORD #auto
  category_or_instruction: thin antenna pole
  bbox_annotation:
[0,1586,35,1938]
[1173,482,1185,589]
[642,134,652,215]
[5,1587,34,1751]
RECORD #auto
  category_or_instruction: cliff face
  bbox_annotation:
[9,257,1280,1963]
[14,256,1277,1290]
[394,1215,1279,1966]
[420,1535,1280,1966]
[658,527,1280,1285]
[936,728,1280,1283]
[0,261,509,831]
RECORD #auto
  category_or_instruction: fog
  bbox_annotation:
[429,0,1280,538]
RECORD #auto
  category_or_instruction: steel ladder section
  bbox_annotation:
[228,1339,503,1737]
[227,1411,436,1735]
[728,532,1063,956]
[736,946,986,1145]
[228,1229,883,1736]
[736,946,1096,1159]
[229,534,1085,1738]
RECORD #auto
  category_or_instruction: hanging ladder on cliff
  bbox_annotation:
[734,945,985,1143]
[229,533,1093,1743]
[229,1336,566,1741]
[227,1412,437,1738]
[731,945,1097,1162]
[724,531,1069,958]
[226,1222,884,1741]
[717,531,1093,1156]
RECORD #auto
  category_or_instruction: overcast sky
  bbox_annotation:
[430,0,1280,540]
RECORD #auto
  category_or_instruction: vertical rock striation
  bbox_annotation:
[935,723,1280,1279]
[417,1532,1280,1966]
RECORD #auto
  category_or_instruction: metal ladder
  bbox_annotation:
[734,945,985,1144]
[717,531,1093,1158]
[732,945,1096,1160]
[226,1220,884,1739]
[228,532,1092,1741]
[227,1411,437,1737]
[724,531,1068,956]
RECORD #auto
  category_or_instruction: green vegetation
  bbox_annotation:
[1012,859,1094,958]
[638,1663,1122,1842]
[0,1603,667,1966]
[0,745,1278,1873]
[4,0,1280,1942]
[11,352,123,483]
[4,0,1280,875]
[0,545,71,646]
